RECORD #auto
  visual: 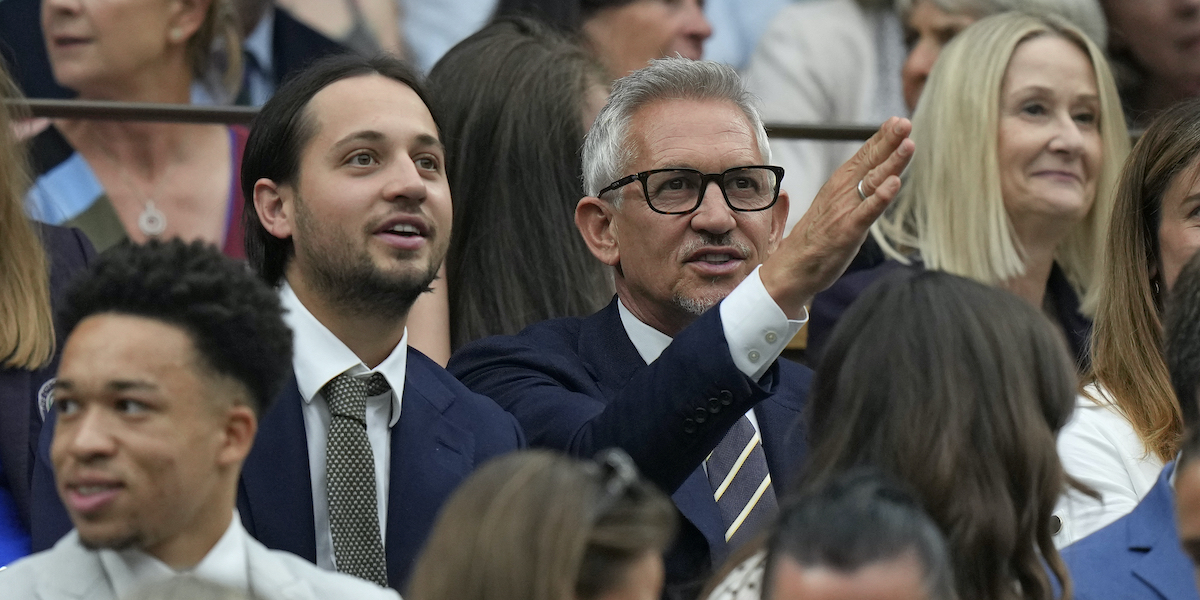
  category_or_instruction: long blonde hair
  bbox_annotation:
[1088,100,1200,462]
[0,67,54,370]
[873,12,1129,315]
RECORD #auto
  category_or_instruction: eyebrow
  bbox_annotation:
[330,130,445,154]
[1008,85,1099,101]
[54,379,158,393]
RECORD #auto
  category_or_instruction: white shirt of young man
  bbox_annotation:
[279,282,407,571]
[98,512,249,598]
[617,265,807,445]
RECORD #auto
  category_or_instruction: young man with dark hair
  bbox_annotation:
[4,239,398,600]
[238,54,523,591]
[1064,249,1200,600]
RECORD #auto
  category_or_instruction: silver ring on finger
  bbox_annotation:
[856,179,869,201]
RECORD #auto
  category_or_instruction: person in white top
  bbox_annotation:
[0,239,397,600]
[1054,97,1200,547]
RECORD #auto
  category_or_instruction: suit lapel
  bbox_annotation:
[383,351,475,587]
[577,299,646,398]
[245,536,317,600]
[1130,465,1200,600]
[238,376,317,563]
[35,533,113,600]
[755,389,808,491]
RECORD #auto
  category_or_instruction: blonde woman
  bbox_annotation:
[808,12,1129,373]
[0,64,93,565]
[27,0,245,255]
[1055,99,1200,547]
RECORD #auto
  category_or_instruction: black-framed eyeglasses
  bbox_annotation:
[597,166,785,215]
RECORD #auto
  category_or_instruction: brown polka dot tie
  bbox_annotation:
[324,372,391,586]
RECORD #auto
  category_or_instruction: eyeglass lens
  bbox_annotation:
[645,167,778,213]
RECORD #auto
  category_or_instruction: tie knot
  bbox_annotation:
[324,373,390,421]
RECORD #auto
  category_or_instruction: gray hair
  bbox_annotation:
[895,0,1107,47]
[581,58,772,198]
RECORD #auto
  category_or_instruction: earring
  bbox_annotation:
[169,28,184,42]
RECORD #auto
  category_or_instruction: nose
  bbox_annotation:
[690,181,736,235]
[1048,114,1086,156]
[42,0,80,18]
[383,156,429,206]
[683,0,714,47]
[902,40,938,111]
[56,408,117,465]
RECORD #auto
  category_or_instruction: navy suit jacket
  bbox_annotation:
[1063,463,1200,600]
[1,225,92,534]
[30,347,524,593]
[448,298,813,600]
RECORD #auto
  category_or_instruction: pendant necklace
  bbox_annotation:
[94,133,174,238]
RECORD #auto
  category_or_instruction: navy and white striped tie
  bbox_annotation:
[706,415,779,550]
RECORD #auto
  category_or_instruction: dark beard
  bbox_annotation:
[307,250,439,322]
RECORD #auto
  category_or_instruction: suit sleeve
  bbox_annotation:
[449,307,786,494]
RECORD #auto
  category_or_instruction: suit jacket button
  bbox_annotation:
[683,418,696,434]
[693,407,708,424]
[708,397,721,413]
[719,390,733,405]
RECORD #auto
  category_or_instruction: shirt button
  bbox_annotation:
[1050,515,1063,535]
[765,331,778,344]
[748,350,761,363]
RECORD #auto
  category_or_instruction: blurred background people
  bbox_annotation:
[1056,98,1200,547]
[1102,0,1200,127]
[809,12,1129,369]
[26,0,248,255]
[1062,248,1200,600]
[0,62,93,568]
[493,0,712,81]
[804,270,1079,600]
[706,469,956,600]
[225,0,348,106]
[407,449,677,600]
[273,0,402,56]
[744,0,1105,229]
[427,17,613,351]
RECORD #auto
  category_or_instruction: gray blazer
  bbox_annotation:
[0,528,402,600]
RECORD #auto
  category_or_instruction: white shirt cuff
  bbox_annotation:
[719,265,807,381]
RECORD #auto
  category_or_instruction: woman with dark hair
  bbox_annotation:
[1054,98,1200,546]
[493,0,710,80]
[407,449,677,600]
[428,18,613,350]
[803,270,1078,600]
[1100,0,1200,127]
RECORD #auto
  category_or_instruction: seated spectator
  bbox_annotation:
[225,0,348,106]
[1101,0,1200,126]
[744,0,1106,230]
[427,17,613,351]
[26,0,248,254]
[274,0,402,56]
[493,0,712,80]
[808,12,1129,369]
[0,61,93,567]
[804,270,1079,600]
[450,56,914,598]
[705,469,956,600]
[1061,248,1200,600]
[0,239,398,600]
[1054,99,1200,548]
[407,449,677,600]
[1173,429,1200,598]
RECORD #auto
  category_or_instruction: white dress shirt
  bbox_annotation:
[1053,383,1165,547]
[98,512,248,599]
[279,283,407,570]
[617,265,807,441]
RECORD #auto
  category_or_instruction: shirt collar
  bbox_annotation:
[279,281,405,426]
[617,299,673,365]
[98,512,249,598]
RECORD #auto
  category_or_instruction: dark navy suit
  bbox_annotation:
[448,298,812,600]
[30,348,524,593]
[0,225,92,540]
[1063,463,1200,600]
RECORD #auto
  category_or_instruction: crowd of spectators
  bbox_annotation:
[5,2,1200,600]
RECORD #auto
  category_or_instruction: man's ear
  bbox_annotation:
[575,196,621,267]
[166,0,210,45]
[767,189,790,254]
[254,178,295,241]
[217,404,257,468]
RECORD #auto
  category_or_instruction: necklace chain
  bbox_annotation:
[88,128,177,238]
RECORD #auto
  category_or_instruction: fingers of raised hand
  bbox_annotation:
[852,117,912,179]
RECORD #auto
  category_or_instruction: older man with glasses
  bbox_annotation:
[448,57,913,600]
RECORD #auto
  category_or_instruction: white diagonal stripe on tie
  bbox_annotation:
[725,474,772,541]
[714,431,762,501]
